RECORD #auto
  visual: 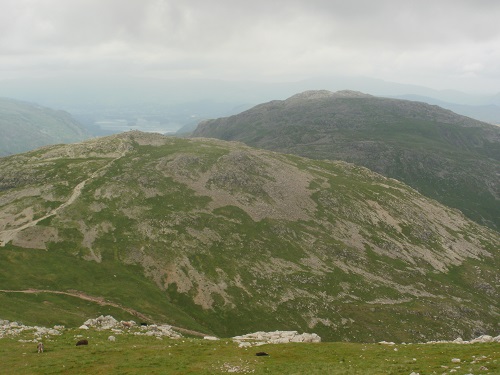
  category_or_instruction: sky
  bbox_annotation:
[1,0,500,94]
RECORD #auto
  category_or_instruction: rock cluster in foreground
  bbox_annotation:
[2,316,499,347]
[79,315,182,339]
[378,334,500,346]
[0,319,63,341]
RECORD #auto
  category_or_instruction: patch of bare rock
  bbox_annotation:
[232,330,321,347]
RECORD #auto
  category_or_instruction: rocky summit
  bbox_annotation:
[0,131,499,342]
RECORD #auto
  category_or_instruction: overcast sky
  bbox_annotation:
[1,0,500,94]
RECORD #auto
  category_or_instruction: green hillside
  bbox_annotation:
[192,90,500,231]
[0,131,499,342]
[0,97,89,156]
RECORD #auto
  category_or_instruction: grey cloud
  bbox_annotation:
[1,0,500,92]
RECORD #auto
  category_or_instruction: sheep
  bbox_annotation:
[76,339,88,346]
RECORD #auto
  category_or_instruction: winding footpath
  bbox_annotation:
[0,141,128,247]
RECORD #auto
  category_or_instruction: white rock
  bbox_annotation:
[108,336,116,342]
[84,315,119,330]
[79,325,89,330]
[203,336,219,341]
[451,358,461,363]
[471,335,493,343]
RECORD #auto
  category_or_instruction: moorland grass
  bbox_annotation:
[0,328,498,374]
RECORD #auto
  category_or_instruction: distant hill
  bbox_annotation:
[0,98,89,156]
[1,131,499,342]
[193,90,500,231]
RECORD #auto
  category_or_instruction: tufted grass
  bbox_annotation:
[0,328,499,374]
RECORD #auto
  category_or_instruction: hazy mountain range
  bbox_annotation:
[0,75,499,137]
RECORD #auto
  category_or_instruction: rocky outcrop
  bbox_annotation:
[424,335,500,344]
[132,324,182,339]
[82,315,120,330]
[378,334,500,346]
[233,330,321,347]
[0,315,182,341]
[0,319,63,341]
[79,315,182,339]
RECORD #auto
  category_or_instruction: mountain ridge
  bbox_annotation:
[193,91,500,230]
[1,131,498,342]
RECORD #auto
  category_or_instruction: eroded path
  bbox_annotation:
[0,289,208,337]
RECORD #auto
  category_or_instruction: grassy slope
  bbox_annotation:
[0,245,211,334]
[0,328,499,374]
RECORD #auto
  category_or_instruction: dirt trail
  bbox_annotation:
[0,141,128,247]
[0,289,208,337]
